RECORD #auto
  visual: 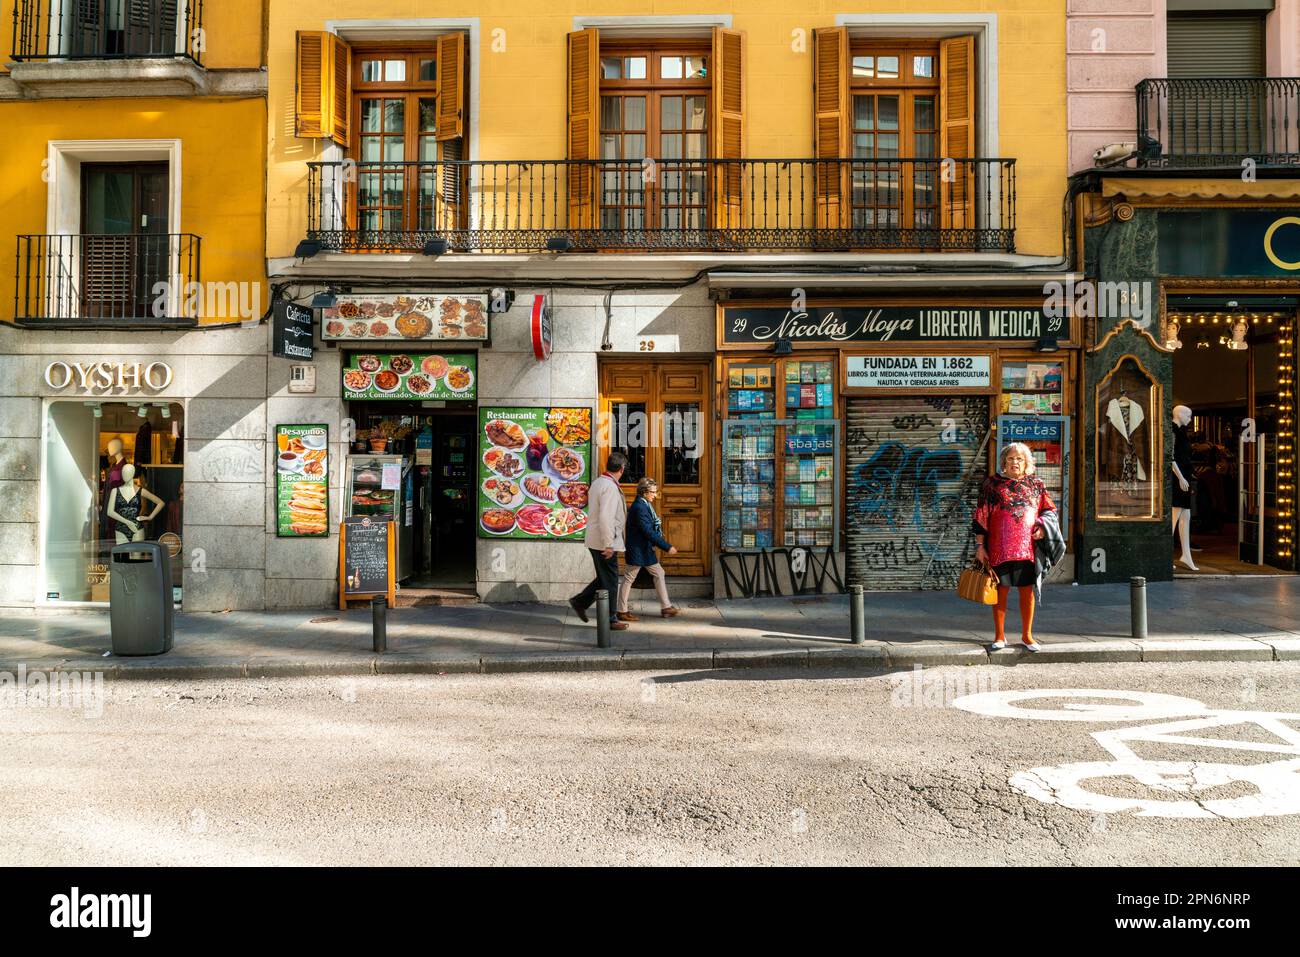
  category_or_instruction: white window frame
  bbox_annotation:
[43,139,185,321]
[572,14,733,37]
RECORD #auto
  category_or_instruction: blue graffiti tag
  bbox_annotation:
[851,442,965,528]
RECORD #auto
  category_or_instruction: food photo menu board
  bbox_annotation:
[342,353,476,401]
[322,293,489,342]
[477,407,592,540]
[274,424,329,537]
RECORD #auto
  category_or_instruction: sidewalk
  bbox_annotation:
[3,576,1299,679]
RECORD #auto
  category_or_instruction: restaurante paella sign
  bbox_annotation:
[322,293,489,342]
[722,305,1066,346]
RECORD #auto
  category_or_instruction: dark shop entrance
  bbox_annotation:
[348,401,477,588]
[1168,299,1297,575]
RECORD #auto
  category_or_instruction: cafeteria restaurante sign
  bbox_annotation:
[722,305,1065,345]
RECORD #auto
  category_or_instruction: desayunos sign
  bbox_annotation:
[43,360,174,394]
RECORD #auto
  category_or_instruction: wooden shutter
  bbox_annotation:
[812,27,848,230]
[329,35,351,147]
[566,29,599,230]
[296,31,351,147]
[436,32,466,141]
[939,35,975,233]
[711,27,745,230]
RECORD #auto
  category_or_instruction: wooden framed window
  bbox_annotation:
[849,41,939,233]
[597,41,711,233]
[568,28,743,239]
[813,30,974,239]
[296,31,467,238]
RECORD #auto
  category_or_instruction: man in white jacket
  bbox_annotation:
[570,452,630,631]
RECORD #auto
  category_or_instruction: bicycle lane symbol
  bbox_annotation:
[952,689,1300,819]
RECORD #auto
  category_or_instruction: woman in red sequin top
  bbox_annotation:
[972,442,1055,651]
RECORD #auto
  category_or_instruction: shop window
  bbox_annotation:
[43,401,185,604]
[721,358,838,552]
[1095,357,1161,521]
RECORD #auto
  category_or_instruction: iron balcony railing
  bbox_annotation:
[305,157,1016,254]
[15,233,201,327]
[1137,77,1300,168]
[11,0,203,64]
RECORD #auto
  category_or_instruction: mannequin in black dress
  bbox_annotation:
[1172,404,1197,571]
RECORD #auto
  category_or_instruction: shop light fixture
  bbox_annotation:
[294,240,322,259]
[136,404,147,418]
[773,338,793,356]
[422,238,449,256]
[310,289,337,309]
[1035,336,1059,353]
[546,236,573,252]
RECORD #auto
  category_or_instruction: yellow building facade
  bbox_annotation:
[263,2,1077,604]
[0,2,1077,614]
[0,1,280,613]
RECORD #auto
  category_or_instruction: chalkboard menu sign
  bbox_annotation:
[338,517,395,607]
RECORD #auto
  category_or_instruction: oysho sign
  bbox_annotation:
[43,360,174,394]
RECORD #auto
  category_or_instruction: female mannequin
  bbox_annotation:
[1171,404,1198,571]
[106,464,165,545]
[102,437,126,542]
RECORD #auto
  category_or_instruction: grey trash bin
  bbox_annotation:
[109,543,174,656]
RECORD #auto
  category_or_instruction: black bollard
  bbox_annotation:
[850,584,866,644]
[1130,576,1147,640]
[596,589,611,648]
[372,596,388,653]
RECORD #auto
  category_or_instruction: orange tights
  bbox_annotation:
[993,585,1036,642]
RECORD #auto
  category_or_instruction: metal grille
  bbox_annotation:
[11,0,201,63]
[14,233,201,328]
[845,396,990,590]
[305,156,1017,254]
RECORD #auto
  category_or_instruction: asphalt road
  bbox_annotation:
[1,662,1298,866]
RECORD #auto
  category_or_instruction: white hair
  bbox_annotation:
[999,442,1036,475]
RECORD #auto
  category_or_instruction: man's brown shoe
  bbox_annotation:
[616,612,639,622]
[661,606,681,618]
[610,621,630,631]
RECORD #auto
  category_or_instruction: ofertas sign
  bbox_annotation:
[43,360,174,394]
[846,355,991,390]
[531,293,553,360]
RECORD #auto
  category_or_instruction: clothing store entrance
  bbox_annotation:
[1169,301,1297,575]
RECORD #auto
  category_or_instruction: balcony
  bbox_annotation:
[1137,77,1300,168]
[9,1,205,97]
[304,157,1017,256]
[14,233,201,329]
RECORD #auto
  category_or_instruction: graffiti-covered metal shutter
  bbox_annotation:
[845,396,990,590]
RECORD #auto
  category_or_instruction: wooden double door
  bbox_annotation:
[599,359,711,576]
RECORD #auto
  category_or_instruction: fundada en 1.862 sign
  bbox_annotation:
[722,305,1067,345]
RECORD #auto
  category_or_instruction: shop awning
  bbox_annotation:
[1101,177,1300,201]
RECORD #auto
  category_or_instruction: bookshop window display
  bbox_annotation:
[43,401,185,603]
[720,356,839,551]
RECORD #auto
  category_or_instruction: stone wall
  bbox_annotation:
[474,281,716,603]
